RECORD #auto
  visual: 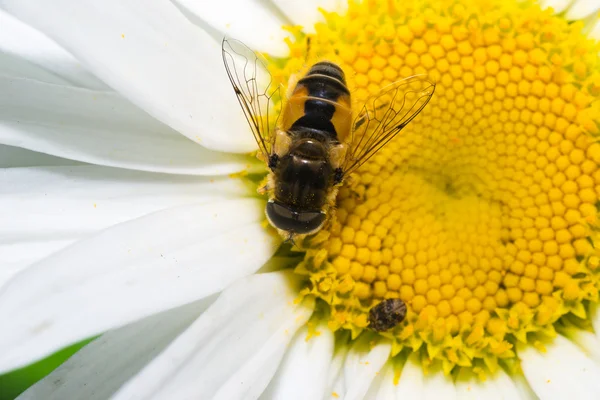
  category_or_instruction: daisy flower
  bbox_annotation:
[1,0,600,399]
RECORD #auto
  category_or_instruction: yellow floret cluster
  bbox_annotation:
[268,0,600,373]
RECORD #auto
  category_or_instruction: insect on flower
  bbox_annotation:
[368,298,408,332]
[222,38,436,242]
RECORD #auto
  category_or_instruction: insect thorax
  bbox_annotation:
[272,132,333,212]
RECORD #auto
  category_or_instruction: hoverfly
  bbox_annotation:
[222,38,435,242]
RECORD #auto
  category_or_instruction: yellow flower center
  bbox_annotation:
[267,0,600,374]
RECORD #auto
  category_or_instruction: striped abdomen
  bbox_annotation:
[281,61,352,143]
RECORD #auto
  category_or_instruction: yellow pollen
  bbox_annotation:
[267,0,600,374]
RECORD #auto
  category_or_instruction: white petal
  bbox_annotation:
[260,322,334,400]
[273,0,348,33]
[0,76,254,175]
[342,338,392,400]
[563,328,600,365]
[0,10,106,89]
[455,368,523,400]
[394,352,424,398]
[519,335,600,400]
[0,165,250,242]
[455,374,493,399]
[566,0,600,20]
[0,240,75,289]
[0,51,71,85]
[174,0,291,56]
[327,343,350,398]
[2,0,258,153]
[113,271,314,400]
[540,0,573,13]
[0,198,279,373]
[509,371,539,400]
[0,144,80,168]
[422,363,457,400]
[490,369,528,399]
[0,165,249,294]
[365,363,395,400]
[17,296,215,400]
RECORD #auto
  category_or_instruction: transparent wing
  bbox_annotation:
[222,38,282,159]
[343,75,436,175]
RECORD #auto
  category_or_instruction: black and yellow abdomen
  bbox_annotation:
[281,61,352,143]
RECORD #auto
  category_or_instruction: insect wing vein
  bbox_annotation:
[344,75,435,175]
[222,38,281,159]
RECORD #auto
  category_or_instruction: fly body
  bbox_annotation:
[222,38,436,241]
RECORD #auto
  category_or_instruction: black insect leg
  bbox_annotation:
[333,168,344,184]
[268,154,279,170]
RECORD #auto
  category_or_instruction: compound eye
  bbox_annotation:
[266,201,325,234]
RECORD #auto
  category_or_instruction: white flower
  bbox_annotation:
[1,0,600,399]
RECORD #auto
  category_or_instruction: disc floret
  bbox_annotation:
[269,0,600,374]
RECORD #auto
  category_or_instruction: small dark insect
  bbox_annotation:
[368,298,407,332]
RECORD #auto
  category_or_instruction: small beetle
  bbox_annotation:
[368,298,407,332]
